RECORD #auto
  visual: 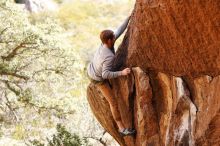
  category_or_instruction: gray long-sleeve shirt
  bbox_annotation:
[87,16,130,81]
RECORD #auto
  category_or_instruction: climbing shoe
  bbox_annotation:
[119,128,136,136]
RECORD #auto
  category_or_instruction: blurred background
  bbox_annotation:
[0,0,134,145]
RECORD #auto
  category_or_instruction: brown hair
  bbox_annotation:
[100,30,114,44]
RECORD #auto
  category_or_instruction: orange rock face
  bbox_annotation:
[87,0,220,146]
[114,0,220,77]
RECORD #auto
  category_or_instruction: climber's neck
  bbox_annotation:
[103,43,110,49]
[103,42,114,49]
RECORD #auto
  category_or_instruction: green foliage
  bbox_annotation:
[0,0,75,112]
[30,140,45,146]
[12,124,27,140]
[53,0,63,4]
[0,130,3,138]
[18,88,33,103]
[0,0,77,144]
[30,124,90,146]
[0,63,10,72]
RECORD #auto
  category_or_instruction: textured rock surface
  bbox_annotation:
[87,0,220,146]
[114,0,220,77]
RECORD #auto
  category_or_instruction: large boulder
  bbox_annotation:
[87,0,220,146]
[114,0,220,77]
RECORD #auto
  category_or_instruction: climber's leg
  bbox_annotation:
[96,81,125,131]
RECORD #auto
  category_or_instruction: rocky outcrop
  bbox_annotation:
[114,0,220,77]
[87,0,220,146]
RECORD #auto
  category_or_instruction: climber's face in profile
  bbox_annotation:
[100,30,115,49]
[106,35,115,48]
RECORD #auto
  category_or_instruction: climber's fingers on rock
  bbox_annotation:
[127,68,131,74]
[122,68,131,75]
[125,68,131,74]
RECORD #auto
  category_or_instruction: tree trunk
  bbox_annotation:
[87,0,220,145]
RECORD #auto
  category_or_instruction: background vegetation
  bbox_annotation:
[0,0,134,145]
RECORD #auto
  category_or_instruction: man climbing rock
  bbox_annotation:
[87,15,135,136]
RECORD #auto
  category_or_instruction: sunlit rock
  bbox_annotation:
[87,0,220,145]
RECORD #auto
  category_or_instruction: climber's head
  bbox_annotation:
[100,30,115,48]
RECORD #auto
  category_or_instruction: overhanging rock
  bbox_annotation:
[87,0,220,145]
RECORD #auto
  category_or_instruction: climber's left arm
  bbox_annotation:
[114,16,131,41]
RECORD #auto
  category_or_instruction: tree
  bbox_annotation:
[29,124,91,146]
[0,0,75,125]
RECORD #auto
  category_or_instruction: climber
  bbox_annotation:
[87,15,136,136]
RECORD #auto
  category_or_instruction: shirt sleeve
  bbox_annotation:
[114,16,130,40]
[102,54,122,79]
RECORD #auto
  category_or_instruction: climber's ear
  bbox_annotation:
[113,35,116,42]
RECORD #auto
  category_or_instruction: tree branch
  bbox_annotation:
[2,80,21,96]
[0,27,9,35]
[0,70,29,80]
[25,102,75,115]
[84,131,107,146]
[1,42,36,61]
[1,34,37,61]
[4,91,19,122]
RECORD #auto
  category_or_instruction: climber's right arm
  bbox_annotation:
[114,16,131,41]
